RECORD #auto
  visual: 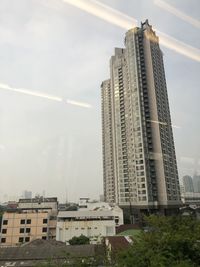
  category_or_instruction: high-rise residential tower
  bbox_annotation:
[182,175,194,193]
[193,173,200,193]
[101,20,181,218]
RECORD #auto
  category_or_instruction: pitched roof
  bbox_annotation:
[106,236,132,251]
[0,240,102,261]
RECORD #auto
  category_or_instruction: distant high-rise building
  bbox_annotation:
[182,175,194,192]
[193,174,200,193]
[22,190,32,199]
[101,20,181,216]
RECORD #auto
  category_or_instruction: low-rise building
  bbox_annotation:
[181,192,200,205]
[0,210,49,246]
[56,199,123,244]
[0,197,58,246]
[0,239,104,267]
[18,197,58,214]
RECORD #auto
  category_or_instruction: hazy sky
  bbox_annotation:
[0,0,199,202]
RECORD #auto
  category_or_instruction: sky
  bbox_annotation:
[0,0,199,202]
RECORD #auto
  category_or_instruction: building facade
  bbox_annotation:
[101,20,181,215]
[193,174,200,193]
[56,200,123,244]
[0,197,58,246]
[182,175,194,193]
[0,210,49,246]
[22,190,32,199]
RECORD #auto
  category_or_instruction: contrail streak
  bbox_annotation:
[0,82,62,102]
[154,0,200,29]
[157,30,200,62]
[66,99,92,108]
[59,0,200,62]
[0,82,92,108]
[62,0,137,29]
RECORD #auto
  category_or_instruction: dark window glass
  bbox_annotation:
[19,237,24,243]
[25,237,30,242]
[42,227,47,233]
[1,238,6,243]
[27,219,31,224]
[20,228,25,233]
[3,220,8,225]
[26,228,31,233]
[42,236,47,240]
[20,219,25,224]
[43,219,48,224]
[2,229,7,234]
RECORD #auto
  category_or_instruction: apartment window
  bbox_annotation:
[3,220,8,225]
[27,219,31,224]
[42,227,47,233]
[26,228,31,233]
[20,219,26,224]
[42,236,47,240]
[2,229,7,234]
[19,237,24,243]
[43,219,48,224]
[25,237,30,242]
[1,238,6,243]
[20,228,25,233]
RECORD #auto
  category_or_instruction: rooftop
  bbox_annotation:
[0,239,104,266]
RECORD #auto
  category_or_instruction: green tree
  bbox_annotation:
[68,235,90,245]
[117,215,200,267]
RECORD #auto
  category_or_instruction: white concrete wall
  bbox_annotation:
[56,220,116,243]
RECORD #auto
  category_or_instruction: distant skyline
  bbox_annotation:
[0,0,199,202]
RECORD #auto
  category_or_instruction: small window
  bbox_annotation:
[42,227,47,233]
[19,237,24,243]
[20,228,25,233]
[27,219,31,224]
[42,236,47,240]
[26,228,31,233]
[20,219,26,224]
[43,219,48,224]
[81,228,85,230]
[3,220,8,225]
[75,227,78,230]
[1,238,6,243]
[25,237,30,242]
[2,229,7,234]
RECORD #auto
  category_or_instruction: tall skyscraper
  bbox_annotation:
[22,190,32,199]
[193,173,200,193]
[182,175,194,193]
[101,20,181,217]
